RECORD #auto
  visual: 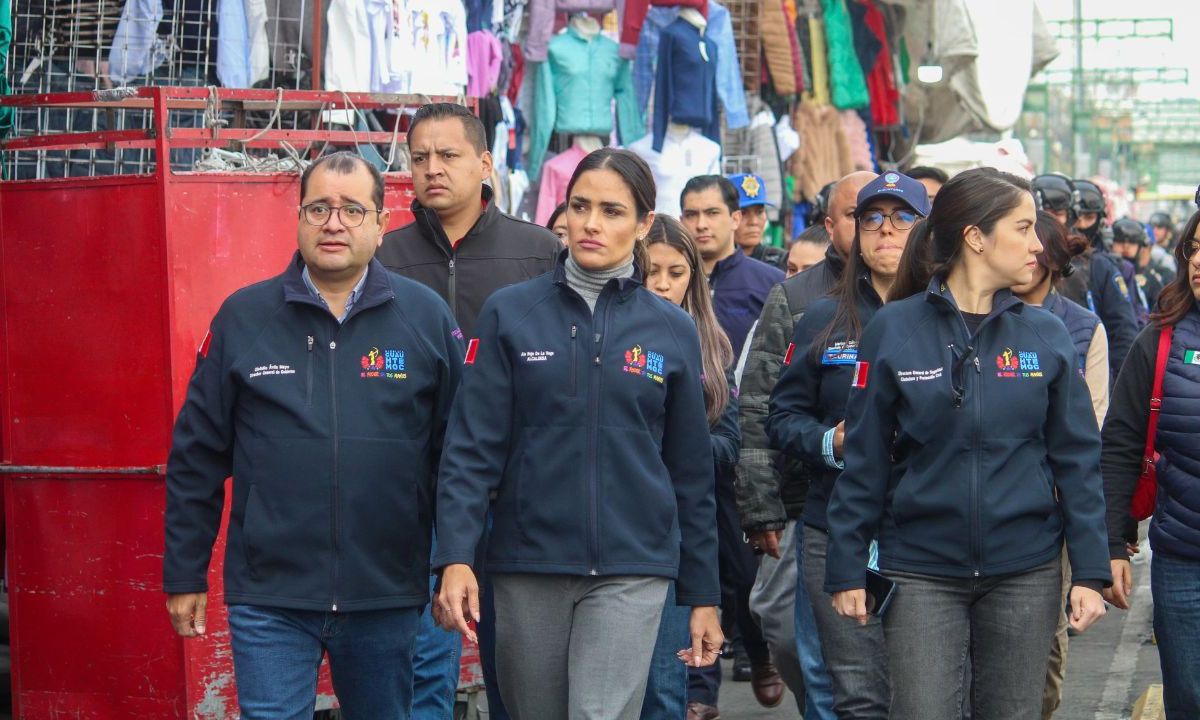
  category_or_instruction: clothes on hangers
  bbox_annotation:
[651,17,718,152]
[790,102,851,201]
[216,0,269,87]
[631,0,748,129]
[108,0,168,83]
[619,0,706,59]
[527,26,643,178]
[820,0,868,110]
[324,0,372,91]
[382,0,469,95]
[759,0,794,96]
[535,143,588,225]
[467,30,504,96]
[628,128,721,218]
[524,0,616,61]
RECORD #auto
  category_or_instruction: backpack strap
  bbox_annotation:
[1142,325,1174,474]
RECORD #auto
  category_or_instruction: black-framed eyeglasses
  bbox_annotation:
[299,202,381,228]
[859,208,918,232]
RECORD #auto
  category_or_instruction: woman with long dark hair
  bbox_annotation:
[1103,212,1200,717]
[639,215,739,719]
[766,172,928,719]
[825,167,1111,720]
[432,148,724,720]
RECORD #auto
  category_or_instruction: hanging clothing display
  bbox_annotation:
[323,0,373,91]
[527,26,643,178]
[744,97,785,214]
[524,0,616,61]
[804,13,831,104]
[535,143,588,224]
[857,0,899,127]
[108,0,168,83]
[619,0,706,59]
[631,1,748,129]
[790,102,851,201]
[382,0,469,96]
[651,17,718,152]
[628,127,721,218]
[839,109,872,171]
[467,30,504,96]
[758,0,794,96]
[820,0,868,110]
[216,0,270,88]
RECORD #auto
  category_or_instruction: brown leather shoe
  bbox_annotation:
[686,701,720,720]
[750,661,785,708]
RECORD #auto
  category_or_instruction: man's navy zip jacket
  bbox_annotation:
[766,273,883,532]
[710,247,786,359]
[163,253,464,612]
[432,254,721,606]
[824,277,1112,593]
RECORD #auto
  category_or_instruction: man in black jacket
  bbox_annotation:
[735,170,875,717]
[163,153,463,718]
[377,102,560,719]
[378,103,561,339]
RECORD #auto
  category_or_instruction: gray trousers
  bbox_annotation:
[492,573,670,720]
[748,520,806,696]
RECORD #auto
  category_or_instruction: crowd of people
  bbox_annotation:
[161,102,1200,720]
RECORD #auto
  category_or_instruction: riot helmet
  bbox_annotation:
[1032,174,1076,227]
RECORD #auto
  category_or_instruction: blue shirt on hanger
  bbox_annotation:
[652,17,720,152]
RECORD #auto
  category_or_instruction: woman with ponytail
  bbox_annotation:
[825,167,1111,720]
[433,148,724,720]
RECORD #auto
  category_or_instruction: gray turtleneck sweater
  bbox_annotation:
[565,254,635,312]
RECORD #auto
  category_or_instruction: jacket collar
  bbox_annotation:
[282,251,396,317]
[710,245,745,278]
[923,274,1023,324]
[410,185,499,256]
[824,243,848,278]
[552,248,645,298]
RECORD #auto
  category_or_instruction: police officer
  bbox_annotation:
[1111,218,1168,310]
[730,172,787,270]
[1033,175,1137,379]
[164,152,464,719]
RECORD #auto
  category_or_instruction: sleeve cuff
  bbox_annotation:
[1072,579,1107,593]
[674,591,723,607]
[822,427,845,470]
[430,550,476,570]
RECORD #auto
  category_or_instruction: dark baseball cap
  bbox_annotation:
[855,171,931,218]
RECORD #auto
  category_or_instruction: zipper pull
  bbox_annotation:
[307,335,314,352]
[448,258,455,274]
[571,324,577,339]
[974,357,981,373]
[594,333,601,344]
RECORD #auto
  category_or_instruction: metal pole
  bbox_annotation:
[1073,0,1085,175]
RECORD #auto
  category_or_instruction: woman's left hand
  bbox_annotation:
[1068,585,1107,633]
[677,606,724,667]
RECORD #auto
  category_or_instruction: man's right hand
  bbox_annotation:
[167,592,209,637]
[436,564,480,642]
[1103,558,1133,610]
[748,530,782,559]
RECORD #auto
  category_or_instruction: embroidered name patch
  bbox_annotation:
[248,363,296,379]
[821,341,858,365]
[520,350,556,362]
[896,367,943,383]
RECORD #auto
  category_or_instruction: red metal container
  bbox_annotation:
[0,87,460,718]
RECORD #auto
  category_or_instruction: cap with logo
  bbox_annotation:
[728,173,775,209]
[855,171,931,218]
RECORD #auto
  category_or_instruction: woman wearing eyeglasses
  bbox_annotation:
[823,168,1111,720]
[1102,216,1200,717]
[765,172,928,719]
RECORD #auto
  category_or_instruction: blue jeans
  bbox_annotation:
[413,574,462,719]
[227,604,421,720]
[1151,551,1200,717]
[641,583,689,718]
[794,527,837,720]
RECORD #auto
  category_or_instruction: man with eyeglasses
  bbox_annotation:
[163,152,463,719]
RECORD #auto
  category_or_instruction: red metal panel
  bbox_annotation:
[0,177,172,467]
[4,475,187,719]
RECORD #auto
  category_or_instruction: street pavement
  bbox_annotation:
[722,550,1161,720]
